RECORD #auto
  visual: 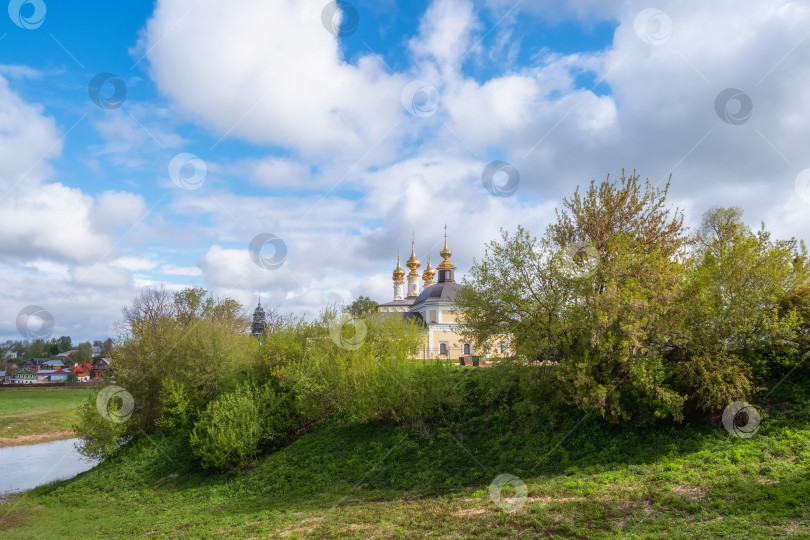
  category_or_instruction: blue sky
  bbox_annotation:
[1,0,810,342]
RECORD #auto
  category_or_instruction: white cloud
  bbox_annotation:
[159,265,202,276]
[72,264,134,289]
[113,256,159,272]
[139,0,408,160]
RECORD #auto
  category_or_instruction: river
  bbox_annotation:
[0,438,100,495]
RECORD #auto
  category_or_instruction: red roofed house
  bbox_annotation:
[72,363,92,382]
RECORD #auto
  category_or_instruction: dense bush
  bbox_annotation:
[190,385,263,469]
[76,290,461,470]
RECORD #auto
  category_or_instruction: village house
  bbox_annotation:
[36,370,57,382]
[41,359,65,370]
[72,363,92,382]
[91,358,110,378]
[6,366,37,384]
[49,369,70,382]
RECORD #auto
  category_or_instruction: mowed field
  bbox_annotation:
[0,387,94,447]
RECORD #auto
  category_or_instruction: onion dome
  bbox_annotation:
[406,235,421,274]
[422,254,436,286]
[437,224,455,271]
[392,254,405,283]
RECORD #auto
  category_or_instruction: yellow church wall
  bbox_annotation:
[439,310,460,323]
[414,332,512,360]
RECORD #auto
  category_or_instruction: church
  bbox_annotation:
[377,227,510,360]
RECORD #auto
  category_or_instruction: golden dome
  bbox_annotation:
[392,254,405,283]
[422,254,436,286]
[437,224,455,271]
[406,235,420,272]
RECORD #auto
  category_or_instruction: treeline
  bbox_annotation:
[1,337,113,362]
[456,172,810,423]
[75,288,458,469]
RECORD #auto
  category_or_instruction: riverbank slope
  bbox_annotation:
[1,374,808,538]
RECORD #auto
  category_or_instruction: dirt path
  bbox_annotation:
[0,430,76,448]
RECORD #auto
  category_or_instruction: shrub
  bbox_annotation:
[676,351,753,414]
[74,392,129,460]
[190,385,262,470]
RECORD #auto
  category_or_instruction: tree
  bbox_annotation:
[780,282,810,354]
[23,340,52,361]
[684,207,808,378]
[51,336,72,353]
[459,171,690,423]
[344,295,379,318]
[105,288,249,433]
[456,227,576,360]
[550,172,689,422]
[73,342,94,364]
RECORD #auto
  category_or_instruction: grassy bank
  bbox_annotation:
[0,387,94,447]
[1,371,808,538]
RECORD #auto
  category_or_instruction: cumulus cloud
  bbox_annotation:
[138,0,408,159]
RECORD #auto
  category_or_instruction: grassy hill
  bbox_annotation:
[1,370,809,538]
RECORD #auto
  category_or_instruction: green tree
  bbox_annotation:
[683,207,807,381]
[73,342,94,364]
[780,282,810,354]
[459,171,690,423]
[23,340,52,361]
[52,336,72,353]
[550,172,688,422]
[456,227,576,360]
[101,337,114,356]
[344,295,379,318]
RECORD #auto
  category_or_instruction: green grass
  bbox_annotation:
[0,387,94,441]
[1,372,809,538]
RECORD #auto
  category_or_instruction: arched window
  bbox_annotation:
[463,343,471,355]
[439,342,448,355]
